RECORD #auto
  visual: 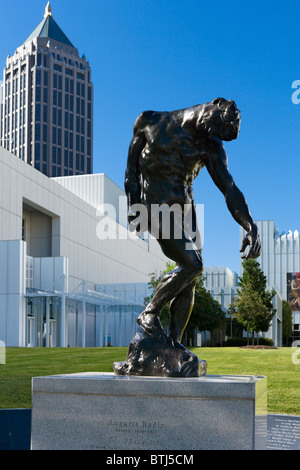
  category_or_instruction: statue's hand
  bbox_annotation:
[240,225,261,260]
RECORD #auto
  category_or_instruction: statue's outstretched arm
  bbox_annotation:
[204,145,261,260]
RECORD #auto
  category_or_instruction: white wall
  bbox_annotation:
[0,240,26,346]
[240,220,300,300]
[53,173,128,228]
[0,147,167,288]
[203,266,238,289]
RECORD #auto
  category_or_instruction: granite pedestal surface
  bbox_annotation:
[31,373,267,450]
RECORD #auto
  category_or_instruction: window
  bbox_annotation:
[64,149,68,167]
[36,86,41,102]
[52,146,57,164]
[43,144,47,162]
[87,157,91,173]
[43,105,47,123]
[57,128,61,146]
[53,107,57,125]
[35,142,40,159]
[35,104,41,122]
[57,147,61,165]
[35,123,40,141]
[36,70,41,85]
[43,124,47,143]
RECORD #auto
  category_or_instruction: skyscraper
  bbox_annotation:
[0,2,93,177]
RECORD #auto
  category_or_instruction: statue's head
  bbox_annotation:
[197,98,241,141]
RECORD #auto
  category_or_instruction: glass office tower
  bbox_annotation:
[0,3,93,177]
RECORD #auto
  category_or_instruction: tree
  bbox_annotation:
[229,259,276,345]
[187,276,226,345]
[282,300,293,346]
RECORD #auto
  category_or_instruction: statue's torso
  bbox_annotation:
[138,112,206,206]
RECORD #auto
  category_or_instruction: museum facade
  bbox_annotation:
[241,221,300,342]
[0,146,167,348]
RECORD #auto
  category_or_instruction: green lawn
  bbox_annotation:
[0,347,299,415]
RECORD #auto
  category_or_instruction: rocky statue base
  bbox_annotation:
[113,313,207,378]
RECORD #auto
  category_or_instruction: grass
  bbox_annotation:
[0,347,299,415]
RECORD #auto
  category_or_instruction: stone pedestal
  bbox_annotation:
[31,373,267,450]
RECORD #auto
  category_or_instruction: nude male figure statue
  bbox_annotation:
[125,97,261,347]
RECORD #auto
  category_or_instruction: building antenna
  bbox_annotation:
[44,2,52,18]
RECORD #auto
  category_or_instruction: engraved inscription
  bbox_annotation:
[107,419,166,448]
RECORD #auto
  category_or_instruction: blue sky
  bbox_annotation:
[1,0,300,275]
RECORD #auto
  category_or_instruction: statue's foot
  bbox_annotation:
[137,311,165,340]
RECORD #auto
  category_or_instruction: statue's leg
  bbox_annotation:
[138,235,203,336]
[169,279,197,343]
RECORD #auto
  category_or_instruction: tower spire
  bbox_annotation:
[44,2,52,18]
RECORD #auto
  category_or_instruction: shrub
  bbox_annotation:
[257,337,274,346]
[226,337,274,347]
[226,337,248,347]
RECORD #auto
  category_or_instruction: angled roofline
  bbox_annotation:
[22,3,74,48]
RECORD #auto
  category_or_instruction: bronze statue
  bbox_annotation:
[113,98,261,377]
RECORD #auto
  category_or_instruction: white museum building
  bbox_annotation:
[241,221,300,343]
[0,146,168,348]
[0,146,286,349]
